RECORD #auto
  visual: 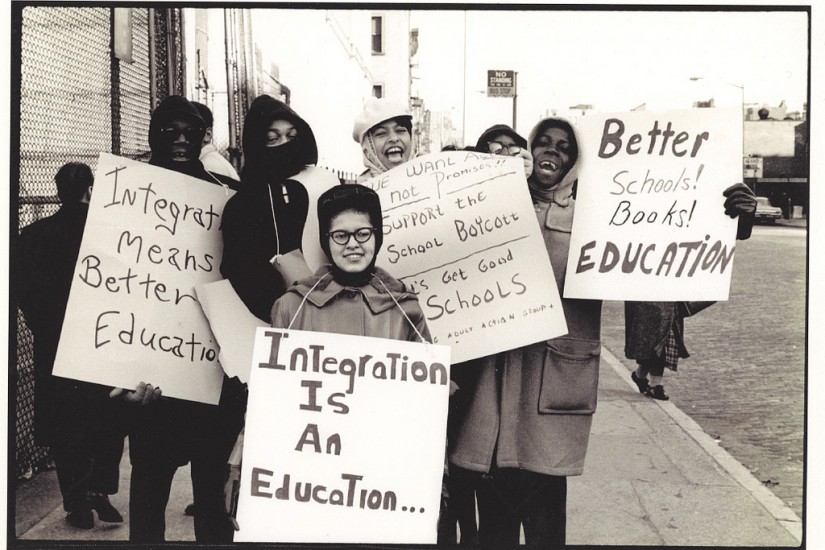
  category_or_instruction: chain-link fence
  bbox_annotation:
[14,6,182,481]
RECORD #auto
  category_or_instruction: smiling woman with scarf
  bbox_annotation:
[220,95,323,322]
[353,98,417,182]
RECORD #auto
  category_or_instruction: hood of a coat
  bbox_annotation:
[148,95,206,169]
[287,265,416,315]
[241,95,318,183]
[527,116,581,206]
[474,124,527,153]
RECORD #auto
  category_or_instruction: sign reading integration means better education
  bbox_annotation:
[234,328,451,544]
[362,151,567,364]
[52,153,233,404]
[564,108,743,301]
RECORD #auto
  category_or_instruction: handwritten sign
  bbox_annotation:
[235,328,451,543]
[565,108,742,301]
[361,151,567,363]
[51,153,233,404]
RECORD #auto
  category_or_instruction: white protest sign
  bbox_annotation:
[362,151,567,363]
[565,108,742,301]
[52,153,233,404]
[235,328,451,544]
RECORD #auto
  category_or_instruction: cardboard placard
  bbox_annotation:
[362,151,567,363]
[565,108,742,301]
[52,153,233,404]
[235,328,451,543]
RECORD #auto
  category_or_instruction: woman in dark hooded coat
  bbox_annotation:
[220,95,322,322]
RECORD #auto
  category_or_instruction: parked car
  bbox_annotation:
[754,196,783,224]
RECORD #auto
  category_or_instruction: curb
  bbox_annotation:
[600,344,803,544]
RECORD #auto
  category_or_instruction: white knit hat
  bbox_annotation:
[352,98,412,143]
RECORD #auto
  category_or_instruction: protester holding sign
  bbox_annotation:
[17,163,127,530]
[220,95,327,322]
[449,115,757,547]
[224,184,434,521]
[353,97,417,182]
[126,95,246,544]
[449,117,592,548]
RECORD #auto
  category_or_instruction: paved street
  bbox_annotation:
[602,221,807,519]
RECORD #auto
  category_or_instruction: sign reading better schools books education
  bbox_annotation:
[52,153,233,404]
[234,328,451,544]
[362,151,568,364]
[564,108,743,301]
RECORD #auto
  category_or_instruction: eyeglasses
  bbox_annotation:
[488,141,522,156]
[159,126,203,142]
[328,227,376,246]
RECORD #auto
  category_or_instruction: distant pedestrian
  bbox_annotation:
[17,162,127,530]
[625,183,756,400]
[626,301,714,400]
[192,101,240,182]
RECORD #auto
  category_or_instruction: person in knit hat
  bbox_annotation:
[126,95,245,544]
[352,98,417,181]
[224,185,432,524]
[474,123,533,178]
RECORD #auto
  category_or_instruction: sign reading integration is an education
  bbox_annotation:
[52,153,233,404]
[362,151,567,363]
[234,328,451,544]
[565,108,743,301]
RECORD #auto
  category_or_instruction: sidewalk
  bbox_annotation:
[13,344,803,546]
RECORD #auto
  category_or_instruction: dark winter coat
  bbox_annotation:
[221,96,319,321]
[624,301,716,361]
[130,95,246,468]
[17,203,124,446]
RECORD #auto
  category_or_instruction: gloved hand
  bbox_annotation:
[722,183,756,218]
[109,382,161,405]
[224,464,241,531]
[722,183,757,240]
[518,147,534,179]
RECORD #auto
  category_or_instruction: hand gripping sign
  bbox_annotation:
[234,328,451,544]
[52,153,233,404]
[565,108,743,301]
[361,151,567,363]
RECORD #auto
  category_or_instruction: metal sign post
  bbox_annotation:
[487,69,518,130]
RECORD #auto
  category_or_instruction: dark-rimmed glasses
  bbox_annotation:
[328,227,376,246]
[488,141,522,156]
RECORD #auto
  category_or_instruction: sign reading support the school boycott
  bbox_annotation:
[361,151,567,363]
[235,328,451,544]
[52,153,233,404]
[565,108,743,301]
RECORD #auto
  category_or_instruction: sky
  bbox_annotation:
[409,9,809,141]
[251,6,809,170]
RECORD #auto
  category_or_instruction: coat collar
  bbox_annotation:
[288,265,415,315]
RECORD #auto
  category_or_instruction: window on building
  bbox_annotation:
[372,84,384,99]
[371,16,383,54]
